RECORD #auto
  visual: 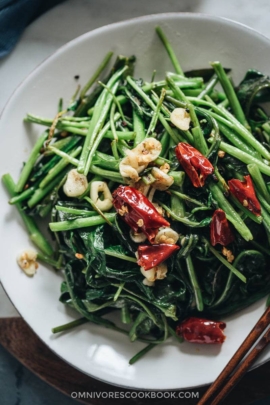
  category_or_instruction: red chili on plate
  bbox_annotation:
[175,142,214,187]
[228,175,261,216]
[137,244,180,270]
[112,185,169,243]
[176,317,226,344]
[210,209,234,246]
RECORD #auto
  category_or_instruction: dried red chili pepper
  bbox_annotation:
[228,175,261,216]
[175,142,214,187]
[176,317,226,344]
[112,185,170,243]
[137,244,180,270]
[210,209,234,246]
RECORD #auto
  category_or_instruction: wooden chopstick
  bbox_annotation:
[210,326,270,405]
[198,306,270,405]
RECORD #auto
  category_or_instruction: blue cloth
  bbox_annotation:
[0,0,65,58]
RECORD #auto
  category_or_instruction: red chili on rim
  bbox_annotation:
[176,317,226,344]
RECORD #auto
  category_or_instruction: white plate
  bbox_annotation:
[1,13,270,390]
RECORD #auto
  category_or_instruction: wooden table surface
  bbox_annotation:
[0,317,270,405]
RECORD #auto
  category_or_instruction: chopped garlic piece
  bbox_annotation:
[17,249,38,277]
[153,202,165,216]
[160,163,170,173]
[140,263,168,282]
[63,169,88,197]
[134,138,162,164]
[143,278,155,287]
[129,229,147,243]
[90,181,113,211]
[222,247,235,263]
[155,227,179,244]
[218,150,226,158]
[119,150,146,182]
[170,108,191,131]
[151,167,174,190]
[119,138,162,182]
[137,219,144,227]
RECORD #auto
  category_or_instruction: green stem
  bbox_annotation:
[83,82,120,175]
[129,312,148,342]
[129,344,156,365]
[229,194,262,224]
[121,304,131,324]
[49,213,116,232]
[158,201,208,227]
[28,171,68,208]
[84,112,121,173]
[218,105,270,161]
[113,282,125,302]
[133,109,146,146]
[166,75,208,154]
[89,165,123,183]
[197,74,218,99]
[248,163,270,204]
[211,61,249,129]
[208,182,253,241]
[39,146,82,188]
[208,139,270,176]
[105,131,135,140]
[55,205,96,216]
[2,174,53,256]
[9,186,35,204]
[155,26,184,75]
[218,123,259,158]
[146,88,166,136]
[170,190,207,207]
[159,131,170,157]
[126,76,180,143]
[52,318,89,334]
[185,255,204,311]
[104,249,137,263]
[80,51,113,100]
[37,252,62,269]
[78,67,126,175]
[202,238,246,283]
[47,145,80,166]
[15,131,48,192]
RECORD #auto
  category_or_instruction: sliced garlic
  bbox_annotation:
[140,262,168,282]
[160,163,170,173]
[155,263,168,280]
[152,202,165,216]
[154,227,179,245]
[170,108,191,131]
[119,138,162,182]
[151,167,174,190]
[90,181,113,211]
[143,278,155,287]
[133,138,162,164]
[63,169,88,197]
[129,229,147,243]
[17,248,38,277]
[140,267,156,282]
[119,150,147,183]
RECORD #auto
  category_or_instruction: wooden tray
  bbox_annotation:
[0,317,270,405]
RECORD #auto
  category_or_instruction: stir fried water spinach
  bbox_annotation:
[3,26,270,364]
